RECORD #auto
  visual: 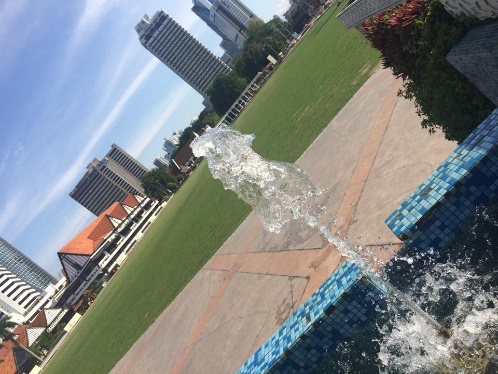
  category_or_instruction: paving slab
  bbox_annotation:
[111,68,456,374]
[181,273,308,374]
[111,270,228,374]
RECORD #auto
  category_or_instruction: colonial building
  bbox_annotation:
[57,194,161,307]
[170,127,208,176]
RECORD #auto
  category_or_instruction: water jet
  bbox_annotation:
[191,123,497,373]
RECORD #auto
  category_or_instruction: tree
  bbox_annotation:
[0,316,43,361]
[207,72,248,115]
[141,168,178,199]
[199,110,220,127]
[233,18,288,80]
[361,0,494,142]
[172,110,220,157]
[0,317,16,342]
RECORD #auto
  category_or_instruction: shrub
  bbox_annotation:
[362,0,495,143]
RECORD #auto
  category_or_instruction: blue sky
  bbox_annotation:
[0,0,289,276]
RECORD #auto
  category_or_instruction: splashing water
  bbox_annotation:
[192,126,498,372]
[191,125,374,272]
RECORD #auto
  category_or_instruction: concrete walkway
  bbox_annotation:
[111,68,456,374]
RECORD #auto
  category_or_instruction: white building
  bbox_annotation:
[192,0,259,56]
[0,267,66,325]
[57,194,162,307]
[0,237,61,324]
[162,130,182,162]
[136,11,231,102]
[153,156,170,169]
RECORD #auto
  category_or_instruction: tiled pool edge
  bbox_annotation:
[386,108,498,251]
[236,261,386,374]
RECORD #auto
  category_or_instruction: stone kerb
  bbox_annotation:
[336,0,405,28]
[385,109,498,252]
[439,0,498,20]
[236,261,386,374]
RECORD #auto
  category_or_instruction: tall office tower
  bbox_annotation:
[153,156,170,169]
[0,266,41,319]
[0,237,56,292]
[106,144,149,180]
[192,0,259,55]
[0,237,55,321]
[162,130,182,162]
[135,10,231,101]
[70,144,149,216]
[192,0,242,58]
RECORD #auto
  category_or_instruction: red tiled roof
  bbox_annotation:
[121,194,139,208]
[58,201,128,255]
[172,137,195,169]
[172,128,207,174]
[0,340,17,374]
[12,326,27,347]
[30,310,47,328]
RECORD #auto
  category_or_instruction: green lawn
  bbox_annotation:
[44,6,379,374]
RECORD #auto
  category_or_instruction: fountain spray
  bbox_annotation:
[191,125,451,338]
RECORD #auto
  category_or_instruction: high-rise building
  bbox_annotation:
[70,144,149,216]
[135,10,231,101]
[0,237,55,292]
[192,0,242,58]
[0,237,56,321]
[162,130,182,162]
[192,0,259,56]
[0,266,41,320]
[153,156,170,169]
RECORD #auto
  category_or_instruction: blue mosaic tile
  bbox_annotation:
[385,109,498,251]
[237,261,386,374]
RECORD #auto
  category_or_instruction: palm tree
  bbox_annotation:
[0,316,43,361]
[0,316,16,342]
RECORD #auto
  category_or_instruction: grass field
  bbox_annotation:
[44,6,379,374]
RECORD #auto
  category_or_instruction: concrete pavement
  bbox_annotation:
[111,68,456,374]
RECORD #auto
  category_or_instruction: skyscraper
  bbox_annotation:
[192,0,259,56]
[135,10,231,101]
[70,144,149,216]
[0,237,55,320]
[153,156,169,169]
[162,130,182,162]
[0,237,55,292]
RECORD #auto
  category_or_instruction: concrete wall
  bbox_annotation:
[447,21,498,107]
[439,0,498,19]
[336,0,405,28]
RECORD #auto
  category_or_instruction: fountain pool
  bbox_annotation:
[191,125,498,373]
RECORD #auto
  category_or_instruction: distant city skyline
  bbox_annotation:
[0,0,290,276]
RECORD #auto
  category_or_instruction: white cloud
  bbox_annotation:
[275,0,291,17]
[0,0,33,76]
[0,191,23,237]
[70,0,119,53]
[0,57,159,241]
[126,84,191,157]
[87,37,144,119]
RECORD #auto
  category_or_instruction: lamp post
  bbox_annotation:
[153,179,168,200]
[263,38,280,57]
